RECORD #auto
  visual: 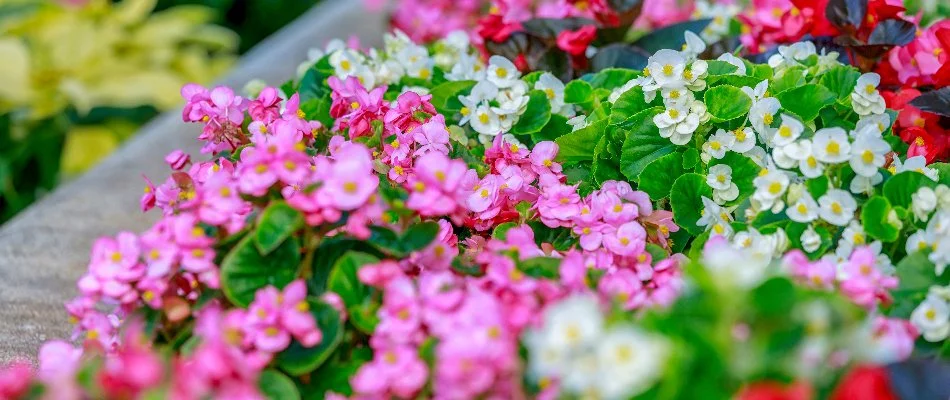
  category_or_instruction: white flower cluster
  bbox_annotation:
[704,225,789,288]
[608,32,710,146]
[911,285,950,342]
[906,184,950,274]
[298,30,475,91]
[524,296,668,399]
[767,41,841,74]
[692,0,741,43]
[455,56,573,144]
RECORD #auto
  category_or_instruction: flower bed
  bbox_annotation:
[2,1,950,399]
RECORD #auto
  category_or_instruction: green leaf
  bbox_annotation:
[583,68,639,90]
[555,119,609,162]
[564,80,594,104]
[255,201,303,255]
[276,301,344,375]
[518,257,561,279]
[522,71,545,86]
[609,86,650,124]
[299,98,332,127]
[708,152,761,205]
[931,162,950,186]
[592,136,623,184]
[327,251,380,333]
[492,222,518,240]
[769,67,806,95]
[704,85,751,122]
[861,196,899,242]
[221,236,301,307]
[638,152,685,200]
[682,147,700,170]
[896,251,939,295]
[367,222,439,257]
[532,114,573,143]
[670,173,714,236]
[297,60,333,102]
[429,80,476,115]
[806,176,830,198]
[751,277,796,318]
[818,66,862,100]
[259,369,300,400]
[785,222,833,259]
[775,84,836,122]
[706,60,739,75]
[884,171,937,209]
[645,243,668,261]
[511,90,552,135]
[619,107,672,180]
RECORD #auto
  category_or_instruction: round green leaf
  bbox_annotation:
[328,251,380,334]
[276,301,344,376]
[638,151,685,200]
[259,369,300,400]
[221,236,301,307]
[429,80,476,115]
[609,86,650,123]
[582,68,639,90]
[861,195,899,242]
[884,171,937,209]
[564,80,594,104]
[255,201,303,255]
[555,118,608,163]
[775,84,836,122]
[670,173,714,236]
[619,107,672,180]
[704,85,751,122]
[511,90,552,135]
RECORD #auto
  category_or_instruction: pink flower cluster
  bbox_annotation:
[784,247,899,309]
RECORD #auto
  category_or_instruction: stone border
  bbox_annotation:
[0,0,384,363]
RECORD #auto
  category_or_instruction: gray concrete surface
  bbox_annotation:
[0,0,385,363]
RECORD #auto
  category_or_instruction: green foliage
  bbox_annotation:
[276,301,344,375]
[221,236,301,307]
[255,201,304,255]
[670,173,713,236]
[618,107,670,180]
[704,85,752,122]
[327,251,380,334]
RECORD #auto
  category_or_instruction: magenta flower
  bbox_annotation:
[321,142,379,210]
[246,281,321,353]
[536,182,581,228]
[412,114,452,156]
[351,344,428,398]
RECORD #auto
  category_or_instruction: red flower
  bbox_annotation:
[830,365,898,400]
[737,381,812,400]
[556,25,597,56]
[476,14,522,43]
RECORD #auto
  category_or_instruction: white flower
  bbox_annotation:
[905,229,935,254]
[595,328,668,399]
[912,186,938,222]
[329,48,366,77]
[893,155,939,181]
[849,130,890,177]
[772,143,800,170]
[773,114,804,147]
[753,169,790,200]
[727,127,757,153]
[768,42,817,69]
[812,128,851,164]
[655,101,703,145]
[855,114,892,136]
[786,140,824,178]
[646,49,687,89]
[851,73,886,116]
[801,224,822,252]
[749,97,781,139]
[682,31,706,60]
[608,78,643,103]
[704,239,770,288]
[567,115,588,131]
[697,196,734,237]
[708,164,739,204]
[741,80,769,103]
[839,220,868,250]
[661,87,693,106]
[685,60,708,91]
[494,80,530,115]
[486,55,520,88]
[717,52,747,75]
[446,53,486,81]
[787,192,819,223]
[470,104,501,135]
[849,172,883,194]
[540,295,603,349]
[704,130,735,159]
[535,73,572,116]
[818,189,857,226]
[910,295,950,342]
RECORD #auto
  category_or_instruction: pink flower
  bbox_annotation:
[37,341,82,381]
[839,247,898,308]
[412,114,452,156]
[407,152,477,218]
[165,149,191,170]
[536,182,580,228]
[867,316,917,363]
[603,221,647,257]
[352,344,428,398]
[246,281,322,352]
[0,362,33,399]
[248,86,281,123]
[321,142,379,210]
[598,268,647,309]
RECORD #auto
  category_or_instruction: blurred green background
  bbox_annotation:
[0,0,319,224]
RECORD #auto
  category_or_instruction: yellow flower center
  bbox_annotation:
[865,84,875,95]
[544,88,555,99]
[768,182,782,194]
[831,202,842,214]
[478,113,490,124]
[861,150,874,164]
[778,126,792,138]
[797,203,807,214]
[668,108,680,119]
[343,182,358,194]
[663,64,674,76]
[826,141,840,155]
[763,113,774,125]
[495,67,508,78]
